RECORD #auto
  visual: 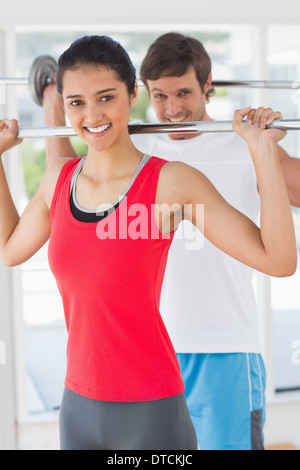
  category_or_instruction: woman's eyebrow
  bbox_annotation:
[94,88,117,96]
[66,88,117,99]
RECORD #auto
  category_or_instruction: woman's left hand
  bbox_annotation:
[232,106,287,145]
[0,119,23,155]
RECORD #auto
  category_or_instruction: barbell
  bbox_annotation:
[2,54,300,108]
[17,119,300,139]
[0,55,57,106]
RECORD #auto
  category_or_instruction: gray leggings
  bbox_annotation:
[59,387,198,450]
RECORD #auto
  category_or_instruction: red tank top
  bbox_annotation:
[48,156,184,401]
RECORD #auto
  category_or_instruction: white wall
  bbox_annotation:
[0,26,24,451]
[265,400,300,449]
[0,29,17,449]
[1,0,300,26]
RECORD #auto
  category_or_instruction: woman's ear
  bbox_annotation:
[130,82,139,108]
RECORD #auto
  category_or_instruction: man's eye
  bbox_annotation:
[154,94,166,100]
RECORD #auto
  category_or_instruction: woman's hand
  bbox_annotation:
[232,106,287,145]
[0,119,23,155]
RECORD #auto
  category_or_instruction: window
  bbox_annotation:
[267,25,300,395]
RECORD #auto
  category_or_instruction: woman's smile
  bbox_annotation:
[84,123,112,137]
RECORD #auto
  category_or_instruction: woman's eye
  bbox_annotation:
[100,95,113,102]
[70,100,83,106]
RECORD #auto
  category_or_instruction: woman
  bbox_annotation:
[0,35,297,450]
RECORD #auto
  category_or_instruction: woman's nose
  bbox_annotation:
[84,103,104,125]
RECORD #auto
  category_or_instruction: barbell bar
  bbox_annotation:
[2,54,300,108]
[17,119,300,139]
[212,80,300,89]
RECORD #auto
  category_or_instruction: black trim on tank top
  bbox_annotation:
[69,154,151,223]
[70,194,120,223]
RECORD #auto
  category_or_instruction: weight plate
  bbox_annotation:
[28,55,57,106]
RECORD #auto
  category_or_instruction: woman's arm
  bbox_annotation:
[0,119,67,266]
[157,107,297,277]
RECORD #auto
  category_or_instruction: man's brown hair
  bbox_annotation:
[140,32,214,101]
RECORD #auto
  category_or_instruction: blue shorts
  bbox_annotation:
[177,353,266,450]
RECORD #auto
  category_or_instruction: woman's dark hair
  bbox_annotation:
[56,35,136,96]
[140,32,214,101]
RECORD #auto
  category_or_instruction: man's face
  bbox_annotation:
[146,67,211,140]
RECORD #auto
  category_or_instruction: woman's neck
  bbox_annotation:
[83,138,143,184]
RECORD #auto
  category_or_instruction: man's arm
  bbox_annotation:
[246,106,300,208]
[43,84,78,166]
[278,146,300,208]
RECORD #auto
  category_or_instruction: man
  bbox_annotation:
[42,32,300,450]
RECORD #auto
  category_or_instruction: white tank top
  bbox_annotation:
[131,131,261,353]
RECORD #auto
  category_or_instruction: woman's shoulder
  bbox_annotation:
[40,157,79,207]
[48,156,74,173]
[44,157,73,188]
[49,156,80,173]
[156,159,211,206]
[159,159,207,185]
